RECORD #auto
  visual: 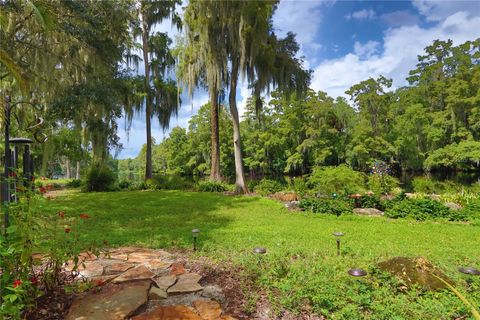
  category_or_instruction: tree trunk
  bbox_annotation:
[229,59,248,194]
[142,15,153,180]
[76,161,80,179]
[209,88,221,181]
[65,158,70,179]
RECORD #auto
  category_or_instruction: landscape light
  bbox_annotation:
[191,229,200,251]
[333,232,344,256]
[348,268,367,277]
[458,267,480,276]
[253,247,267,255]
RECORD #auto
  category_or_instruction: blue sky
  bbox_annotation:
[117,0,480,159]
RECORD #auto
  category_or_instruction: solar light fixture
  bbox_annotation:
[253,247,267,255]
[458,267,480,276]
[333,232,344,256]
[348,268,367,277]
[191,229,200,251]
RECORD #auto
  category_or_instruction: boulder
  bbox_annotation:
[378,257,453,290]
[353,208,384,216]
[445,202,463,210]
[66,280,150,320]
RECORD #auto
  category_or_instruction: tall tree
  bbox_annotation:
[127,0,181,180]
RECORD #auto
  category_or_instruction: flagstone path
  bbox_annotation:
[65,247,236,320]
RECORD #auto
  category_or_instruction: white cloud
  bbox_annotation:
[412,0,480,21]
[311,11,480,99]
[380,10,420,27]
[353,40,380,59]
[345,9,376,21]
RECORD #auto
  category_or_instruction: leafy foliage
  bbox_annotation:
[253,179,285,196]
[385,198,468,221]
[196,181,228,193]
[307,165,366,196]
[84,164,116,192]
[299,198,353,216]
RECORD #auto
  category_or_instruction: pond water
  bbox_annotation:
[398,170,480,192]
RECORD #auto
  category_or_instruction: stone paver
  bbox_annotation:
[113,265,156,283]
[66,247,234,320]
[168,273,203,294]
[193,300,222,319]
[66,280,150,320]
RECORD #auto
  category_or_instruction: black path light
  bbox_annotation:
[191,228,200,251]
[333,232,344,256]
[348,268,367,277]
[458,267,480,276]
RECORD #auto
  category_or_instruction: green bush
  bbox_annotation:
[253,178,284,196]
[307,165,366,196]
[196,180,228,192]
[152,175,194,190]
[385,198,468,221]
[287,177,310,197]
[359,195,384,210]
[299,198,353,216]
[458,199,480,221]
[368,174,400,195]
[84,164,116,192]
[118,180,132,190]
[66,179,82,188]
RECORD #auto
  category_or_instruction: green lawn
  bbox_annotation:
[46,190,480,319]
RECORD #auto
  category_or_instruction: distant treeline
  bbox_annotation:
[118,39,480,181]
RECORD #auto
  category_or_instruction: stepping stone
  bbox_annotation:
[145,259,172,273]
[149,287,168,300]
[378,256,454,290]
[104,262,135,275]
[113,265,155,283]
[131,305,202,320]
[66,280,150,320]
[168,273,203,294]
[74,261,104,279]
[193,300,222,320]
[154,275,177,291]
[128,252,162,264]
[170,262,186,276]
[201,285,225,303]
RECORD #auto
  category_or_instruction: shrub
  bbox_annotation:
[118,180,132,190]
[66,179,82,188]
[458,199,480,221]
[307,165,366,196]
[368,174,400,195]
[412,177,465,194]
[84,164,116,192]
[151,175,194,190]
[359,195,384,210]
[287,177,310,197]
[196,180,228,192]
[299,198,353,216]
[385,198,467,221]
[253,179,284,196]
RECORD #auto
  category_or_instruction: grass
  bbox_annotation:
[45,190,480,319]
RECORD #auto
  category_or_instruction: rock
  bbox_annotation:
[168,273,203,294]
[405,193,415,198]
[88,275,118,286]
[201,285,225,303]
[154,275,177,291]
[66,280,150,320]
[104,262,134,275]
[445,202,463,210]
[284,201,300,210]
[353,208,384,216]
[161,293,207,306]
[75,261,104,279]
[112,265,155,283]
[272,192,299,202]
[131,305,202,320]
[149,286,168,300]
[170,262,186,276]
[145,259,172,273]
[378,257,453,290]
[429,194,441,201]
[193,300,222,320]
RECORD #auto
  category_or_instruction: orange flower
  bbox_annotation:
[39,187,46,194]
[64,227,71,233]
[58,211,65,218]
[79,213,90,219]
[95,279,105,286]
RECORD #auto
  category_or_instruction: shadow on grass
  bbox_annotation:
[46,190,262,249]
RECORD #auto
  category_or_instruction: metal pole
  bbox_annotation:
[3,95,11,232]
[337,238,341,256]
[193,237,197,252]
